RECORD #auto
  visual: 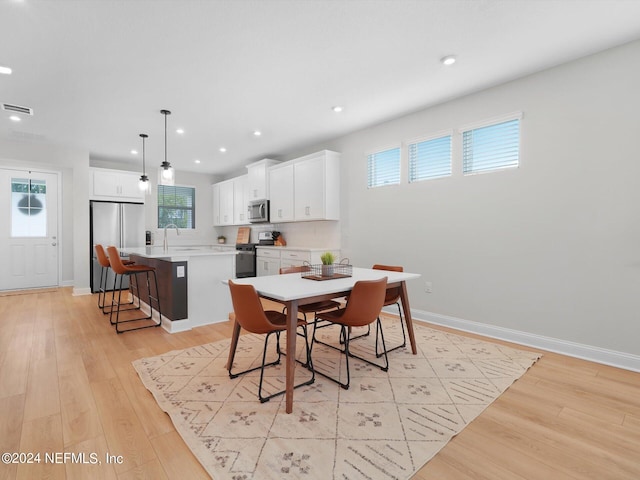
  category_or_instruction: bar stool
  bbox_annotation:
[94,244,136,315]
[106,246,162,333]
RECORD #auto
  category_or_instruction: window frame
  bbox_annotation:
[157,184,196,229]
[460,112,522,176]
[407,130,453,183]
[366,145,402,188]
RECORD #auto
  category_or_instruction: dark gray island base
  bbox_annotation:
[129,255,188,321]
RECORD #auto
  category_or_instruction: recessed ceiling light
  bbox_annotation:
[194,159,201,164]
[332,106,343,113]
[253,130,262,137]
[176,128,184,134]
[219,147,227,153]
[131,149,138,155]
[9,115,20,122]
[441,55,457,66]
[0,66,12,75]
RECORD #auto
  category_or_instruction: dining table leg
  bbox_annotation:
[225,320,242,370]
[285,300,298,414]
[399,281,417,354]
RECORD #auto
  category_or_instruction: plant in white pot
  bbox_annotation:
[320,251,335,277]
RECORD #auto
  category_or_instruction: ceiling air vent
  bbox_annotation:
[2,103,34,116]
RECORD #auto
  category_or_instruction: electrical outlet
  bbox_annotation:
[425,281,432,293]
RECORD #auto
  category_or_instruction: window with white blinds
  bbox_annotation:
[408,134,452,182]
[367,147,401,188]
[158,185,195,229]
[462,117,520,174]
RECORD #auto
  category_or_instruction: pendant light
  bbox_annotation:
[138,133,151,194]
[160,109,175,185]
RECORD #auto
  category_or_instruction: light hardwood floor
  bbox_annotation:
[0,287,639,479]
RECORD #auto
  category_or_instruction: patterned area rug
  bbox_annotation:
[133,317,541,479]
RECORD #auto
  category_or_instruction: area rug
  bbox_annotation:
[133,316,541,479]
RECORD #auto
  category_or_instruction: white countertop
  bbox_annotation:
[123,245,238,261]
[254,245,339,252]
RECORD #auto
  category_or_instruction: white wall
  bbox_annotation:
[141,169,219,247]
[292,39,640,360]
[0,139,90,292]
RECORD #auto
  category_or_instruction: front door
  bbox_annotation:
[0,168,59,290]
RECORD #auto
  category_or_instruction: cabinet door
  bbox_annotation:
[212,184,221,226]
[219,181,234,225]
[268,165,294,222]
[233,175,248,225]
[257,257,280,276]
[294,155,325,221]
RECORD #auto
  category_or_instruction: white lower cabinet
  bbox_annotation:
[256,248,281,276]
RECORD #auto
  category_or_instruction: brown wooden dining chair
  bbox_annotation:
[227,280,315,403]
[372,264,406,357]
[310,277,388,389]
[106,246,162,333]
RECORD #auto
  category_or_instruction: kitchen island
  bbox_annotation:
[123,245,237,333]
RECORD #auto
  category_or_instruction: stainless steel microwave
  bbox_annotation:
[247,199,269,223]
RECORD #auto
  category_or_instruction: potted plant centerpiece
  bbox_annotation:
[320,251,335,277]
[217,235,226,244]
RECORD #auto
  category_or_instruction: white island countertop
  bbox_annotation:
[123,245,237,262]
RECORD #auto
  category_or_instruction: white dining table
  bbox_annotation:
[224,267,421,413]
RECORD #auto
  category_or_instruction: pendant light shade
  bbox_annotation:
[138,133,151,194]
[160,109,175,185]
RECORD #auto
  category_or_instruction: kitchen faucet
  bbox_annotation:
[163,224,180,252]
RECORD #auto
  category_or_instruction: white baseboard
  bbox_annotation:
[72,287,92,296]
[391,307,640,373]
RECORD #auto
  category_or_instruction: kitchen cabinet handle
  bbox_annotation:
[305,206,310,216]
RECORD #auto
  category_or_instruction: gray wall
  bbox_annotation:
[296,39,640,358]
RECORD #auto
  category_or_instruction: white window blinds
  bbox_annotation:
[158,185,195,229]
[367,147,400,188]
[463,117,520,174]
[408,134,452,182]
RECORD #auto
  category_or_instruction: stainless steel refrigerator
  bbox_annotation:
[90,200,145,293]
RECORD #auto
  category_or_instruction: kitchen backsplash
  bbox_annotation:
[219,221,340,248]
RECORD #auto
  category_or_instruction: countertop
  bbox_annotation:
[254,245,340,252]
[123,245,238,261]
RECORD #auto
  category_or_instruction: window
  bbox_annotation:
[462,115,521,174]
[11,177,47,237]
[158,185,195,229]
[367,147,400,188]
[408,134,452,182]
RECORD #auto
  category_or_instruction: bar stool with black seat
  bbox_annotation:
[94,244,137,315]
[106,246,162,333]
[227,279,315,403]
[372,264,406,357]
[310,277,388,389]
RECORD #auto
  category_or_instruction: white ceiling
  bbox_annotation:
[2,0,640,176]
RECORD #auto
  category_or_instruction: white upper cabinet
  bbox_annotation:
[267,150,340,223]
[213,175,252,226]
[246,159,280,200]
[212,179,234,226]
[233,175,249,225]
[90,168,145,202]
[294,151,340,221]
[268,163,295,222]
